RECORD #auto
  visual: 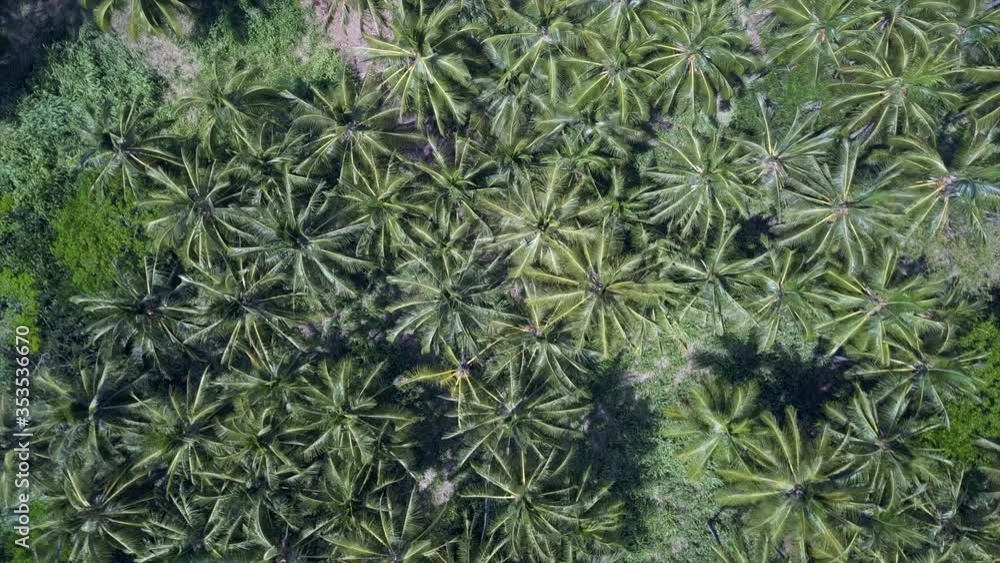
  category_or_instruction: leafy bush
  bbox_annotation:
[925,321,1000,467]
[197,1,343,87]
[51,177,146,294]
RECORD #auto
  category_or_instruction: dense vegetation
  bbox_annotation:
[3,0,1000,561]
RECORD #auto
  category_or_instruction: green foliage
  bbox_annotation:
[197,2,343,87]
[925,321,1000,467]
[0,269,40,352]
[51,177,146,294]
[11,0,1000,561]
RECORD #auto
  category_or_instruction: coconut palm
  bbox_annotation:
[84,0,195,37]
[462,448,583,561]
[643,127,750,242]
[718,408,865,561]
[226,122,306,206]
[286,71,422,180]
[177,63,280,153]
[664,379,762,477]
[296,359,415,464]
[128,367,225,490]
[490,298,588,391]
[340,155,426,264]
[181,258,307,365]
[210,398,303,490]
[884,130,1000,240]
[524,226,677,356]
[586,0,680,42]
[410,136,495,232]
[830,46,963,144]
[780,140,902,273]
[913,468,1000,561]
[230,173,369,300]
[142,148,242,270]
[137,493,249,562]
[37,463,151,561]
[825,385,948,505]
[746,247,829,350]
[854,0,956,56]
[72,255,195,365]
[485,163,595,277]
[562,33,657,124]
[35,358,148,463]
[647,0,756,114]
[79,101,178,199]
[387,243,504,356]
[932,0,1000,65]
[764,0,862,81]
[820,249,946,365]
[445,366,588,467]
[737,97,835,214]
[331,484,449,561]
[853,337,982,426]
[669,224,763,335]
[364,1,474,134]
[484,0,585,104]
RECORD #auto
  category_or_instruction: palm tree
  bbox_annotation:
[485,163,595,277]
[142,148,242,270]
[331,485,448,561]
[230,173,369,300]
[643,127,750,243]
[854,0,956,56]
[490,298,588,391]
[83,0,195,37]
[562,33,657,124]
[819,248,946,365]
[830,46,963,144]
[286,71,422,180]
[340,155,427,265]
[913,467,1000,561]
[37,463,151,561]
[746,248,829,350]
[524,226,676,357]
[669,224,763,335]
[647,0,756,114]
[883,130,1000,240]
[586,0,679,42]
[483,0,585,104]
[177,63,280,154]
[825,386,948,505]
[445,366,588,468]
[79,101,178,199]
[737,97,835,215]
[181,258,307,365]
[296,359,415,464]
[410,136,495,232]
[932,0,1000,65]
[226,122,305,206]
[664,378,762,477]
[364,1,474,134]
[138,493,249,562]
[387,244,504,356]
[578,166,652,246]
[764,0,861,81]
[128,367,225,490]
[462,448,583,561]
[210,398,302,490]
[719,408,865,561]
[36,358,147,463]
[853,337,982,427]
[72,255,195,365]
[780,140,902,273]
